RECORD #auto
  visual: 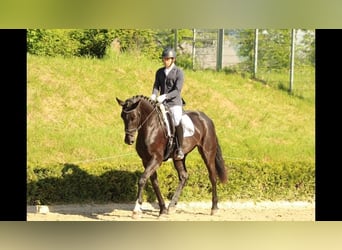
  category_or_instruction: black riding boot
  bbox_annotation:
[175,124,184,160]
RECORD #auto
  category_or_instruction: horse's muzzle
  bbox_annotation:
[125,134,135,145]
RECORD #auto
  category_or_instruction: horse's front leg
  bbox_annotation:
[150,172,168,216]
[132,158,162,219]
[168,158,189,214]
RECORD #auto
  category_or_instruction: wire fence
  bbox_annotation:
[175,29,315,101]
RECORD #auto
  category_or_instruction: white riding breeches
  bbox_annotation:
[169,105,183,126]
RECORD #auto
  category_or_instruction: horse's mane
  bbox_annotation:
[129,95,158,108]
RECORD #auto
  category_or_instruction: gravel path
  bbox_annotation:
[27,201,315,221]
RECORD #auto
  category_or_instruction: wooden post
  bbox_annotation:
[253,29,259,79]
[192,29,196,70]
[174,29,178,52]
[216,29,224,71]
[289,29,295,93]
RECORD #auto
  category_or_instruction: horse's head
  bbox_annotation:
[116,97,142,145]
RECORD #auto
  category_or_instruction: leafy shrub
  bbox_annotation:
[27,160,314,205]
[27,29,79,57]
[27,29,161,59]
[69,29,116,58]
[176,53,195,70]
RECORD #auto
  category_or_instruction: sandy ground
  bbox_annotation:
[27,201,315,221]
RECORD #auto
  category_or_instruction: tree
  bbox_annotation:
[112,29,160,59]
[69,29,116,58]
[27,29,163,59]
[27,29,79,57]
[295,29,315,66]
[232,29,293,72]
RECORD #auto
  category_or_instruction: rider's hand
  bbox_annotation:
[150,94,156,101]
[157,94,166,103]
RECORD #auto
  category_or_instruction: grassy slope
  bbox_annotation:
[27,53,315,203]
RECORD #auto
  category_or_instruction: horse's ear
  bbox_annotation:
[116,97,125,106]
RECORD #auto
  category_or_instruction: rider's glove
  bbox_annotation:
[157,94,166,103]
[150,94,156,101]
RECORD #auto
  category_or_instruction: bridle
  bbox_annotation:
[123,105,158,136]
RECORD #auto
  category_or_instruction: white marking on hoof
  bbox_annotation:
[36,205,50,214]
[132,199,143,218]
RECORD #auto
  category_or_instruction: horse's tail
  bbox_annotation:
[215,137,228,183]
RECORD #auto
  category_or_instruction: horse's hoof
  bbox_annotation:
[210,208,219,216]
[132,211,142,219]
[168,206,177,214]
[158,213,169,220]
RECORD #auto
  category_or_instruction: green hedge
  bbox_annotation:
[27,160,315,205]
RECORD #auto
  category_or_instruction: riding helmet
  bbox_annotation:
[161,47,176,58]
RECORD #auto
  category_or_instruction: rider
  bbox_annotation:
[150,47,185,160]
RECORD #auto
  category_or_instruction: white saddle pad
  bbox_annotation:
[181,114,195,137]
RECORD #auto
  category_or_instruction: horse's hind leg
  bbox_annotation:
[150,171,168,215]
[168,158,189,214]
[198,147,219,215]
[209,172,219,215]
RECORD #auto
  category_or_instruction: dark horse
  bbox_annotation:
[116,95,227,218]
